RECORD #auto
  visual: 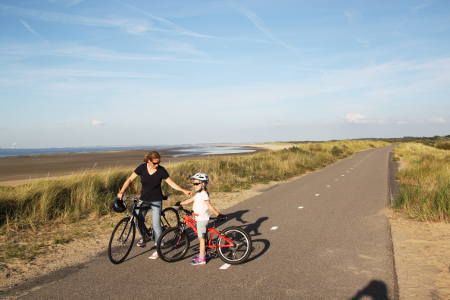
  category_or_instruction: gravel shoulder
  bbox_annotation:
[387,210,450,299]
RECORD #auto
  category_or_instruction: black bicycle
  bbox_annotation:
[108,196,180,264]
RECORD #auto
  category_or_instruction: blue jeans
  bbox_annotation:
[136,201,162,245]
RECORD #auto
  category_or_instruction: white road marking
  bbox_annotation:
[341,174,345,177]
[315,193,320,197]
[326,185,331,188]
[270,226,279,230]
[219,263,231,270]
[298,206,304,209]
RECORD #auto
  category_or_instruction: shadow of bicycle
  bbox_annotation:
[194,213,271,264]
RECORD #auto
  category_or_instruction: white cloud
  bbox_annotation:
[235,6,296,51]
[1,4,154,35]
[345,113,369,124]
[116,0,214,39]
[411,1,433,14]
[0,43,222,64]
[344,10,362,24]
[16,68,178,79]
[48,0,86,7]
[91,120,105,126]
[19,19,42,38]
[429,116,447,124]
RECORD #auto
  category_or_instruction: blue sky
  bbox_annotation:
[1,0,449,148]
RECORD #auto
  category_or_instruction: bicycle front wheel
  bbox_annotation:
[157,227,189,262]
[217,227,252,265]
[160,207,180,229]
[108,217,136,264]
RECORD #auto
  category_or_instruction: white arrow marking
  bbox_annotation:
[315,193,320,197]
[298,206,304,209]
[270,226,279,231]
[219,263,231,270]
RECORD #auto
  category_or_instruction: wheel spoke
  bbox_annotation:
[217,227,252,264]
[108,218,135,264]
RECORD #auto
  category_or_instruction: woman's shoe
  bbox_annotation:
[148,251,159,260]
[136,239,146,247]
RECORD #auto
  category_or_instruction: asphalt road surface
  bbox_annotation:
[7,146,398,299]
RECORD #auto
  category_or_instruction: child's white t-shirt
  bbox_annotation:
[193,191,210,221]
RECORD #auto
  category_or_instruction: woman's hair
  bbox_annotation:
[144,151,161,162]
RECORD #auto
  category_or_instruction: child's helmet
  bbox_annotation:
[190,172,209,183]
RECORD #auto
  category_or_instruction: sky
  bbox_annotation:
[1,0,449,148]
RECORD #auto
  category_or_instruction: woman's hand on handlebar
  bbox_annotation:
[117,192,124,200]
[182,190,192,198]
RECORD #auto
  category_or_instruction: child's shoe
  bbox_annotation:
[191,255,199,262]
[190,257,206,265]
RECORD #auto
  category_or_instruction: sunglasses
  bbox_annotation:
[150,161,160,165]
[192,182,202,186]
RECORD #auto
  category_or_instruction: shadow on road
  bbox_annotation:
[245,216,269,236]
[351,280,390,300]
[246,238,270,263]
[184,212,271,264]
[123,246,154,263]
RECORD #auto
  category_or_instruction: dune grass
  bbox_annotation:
[0,140,389,232]
[393,143,450,222]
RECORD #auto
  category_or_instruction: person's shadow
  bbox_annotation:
[225,209,249,224]
[245,217,269,236]
[351,280,390,300]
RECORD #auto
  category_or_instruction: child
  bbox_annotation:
[180,172,222,265]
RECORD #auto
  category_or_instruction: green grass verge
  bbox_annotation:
[393,143,450,222]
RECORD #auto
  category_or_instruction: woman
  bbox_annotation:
[117,151,191,259]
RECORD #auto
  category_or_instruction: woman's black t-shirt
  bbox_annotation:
[134,163,169,202]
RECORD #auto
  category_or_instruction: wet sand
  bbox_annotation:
[0,146,261,185]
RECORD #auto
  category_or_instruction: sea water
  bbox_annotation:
[0,144,255,158]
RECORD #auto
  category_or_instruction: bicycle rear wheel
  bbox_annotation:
[108,217,136,264]
[217,227,252,265]
[160,207,180,229]
[157,227,189,262]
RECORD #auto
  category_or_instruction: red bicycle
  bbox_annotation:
[156,205,252,265]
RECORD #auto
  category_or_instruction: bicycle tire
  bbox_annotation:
[217,227,252,265]
[160,207,180,229]
[108,217,136,264]
[157,227,189,262]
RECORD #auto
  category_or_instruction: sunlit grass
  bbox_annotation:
[393,143,449,222]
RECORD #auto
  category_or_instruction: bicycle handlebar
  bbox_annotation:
[174,201,227,221]
[174,203,193,215]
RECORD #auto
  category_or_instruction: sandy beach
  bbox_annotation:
[0,145,261,185]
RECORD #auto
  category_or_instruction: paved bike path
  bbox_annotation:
[12,146,397,299]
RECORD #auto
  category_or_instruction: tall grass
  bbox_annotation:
[393,143,449,222]
[0,140,389,230]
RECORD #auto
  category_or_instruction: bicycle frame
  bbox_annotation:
[181,213,235,249]
[123,197,154,239]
